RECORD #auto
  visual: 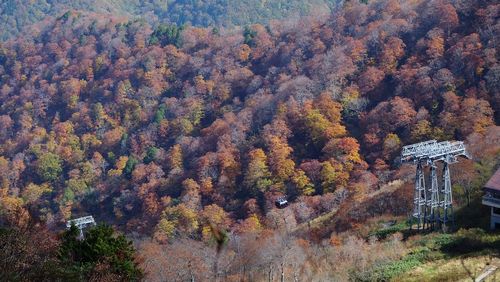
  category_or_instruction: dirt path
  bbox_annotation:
[475,264,498,282]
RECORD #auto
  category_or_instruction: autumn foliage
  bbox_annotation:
[0,0,498,264]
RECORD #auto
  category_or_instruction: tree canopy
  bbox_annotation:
[59,224,143,280]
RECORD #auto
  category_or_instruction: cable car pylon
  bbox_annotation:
[401,140,469,231]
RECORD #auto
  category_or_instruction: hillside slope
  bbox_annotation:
[0,0,499,280]
[0,0,497,237]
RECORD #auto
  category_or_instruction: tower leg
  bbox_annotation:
[441,162,454,231]
[413,162,427,230]
[428,163,440,230]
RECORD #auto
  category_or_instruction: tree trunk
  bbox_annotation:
[280,261,285,282]
[213,251,220,282]
[268,265,273,282]
[463,186,470,206]
[240,264,246,282]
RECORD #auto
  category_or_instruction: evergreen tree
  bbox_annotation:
[149,23,184,47]
[144,147,159,164]
[59,224,143,281]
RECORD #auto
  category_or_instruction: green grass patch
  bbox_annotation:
[397,255,500,282]
[368,220,410,240]
[350,247,432,282]
[440,228,500,255]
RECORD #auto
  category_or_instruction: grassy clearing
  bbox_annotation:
[397,256,500,282]
[351,246,432,282]
[368,220,410,240]
[351,228,500,282]
[292,181,406,235]
[290,206,340,233]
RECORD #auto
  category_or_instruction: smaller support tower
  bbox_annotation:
[66,215,96,239]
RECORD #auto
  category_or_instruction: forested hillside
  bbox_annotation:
[0,0,499,280]
[0,0,498,235]
[0,0,340,40]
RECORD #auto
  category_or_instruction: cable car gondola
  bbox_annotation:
[275,197,288,209]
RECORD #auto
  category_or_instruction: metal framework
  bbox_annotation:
[66,215,96,238]
[401,140,469,230]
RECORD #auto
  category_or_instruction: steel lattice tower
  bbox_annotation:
[401,140,469,231]
[66,215,96,239]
